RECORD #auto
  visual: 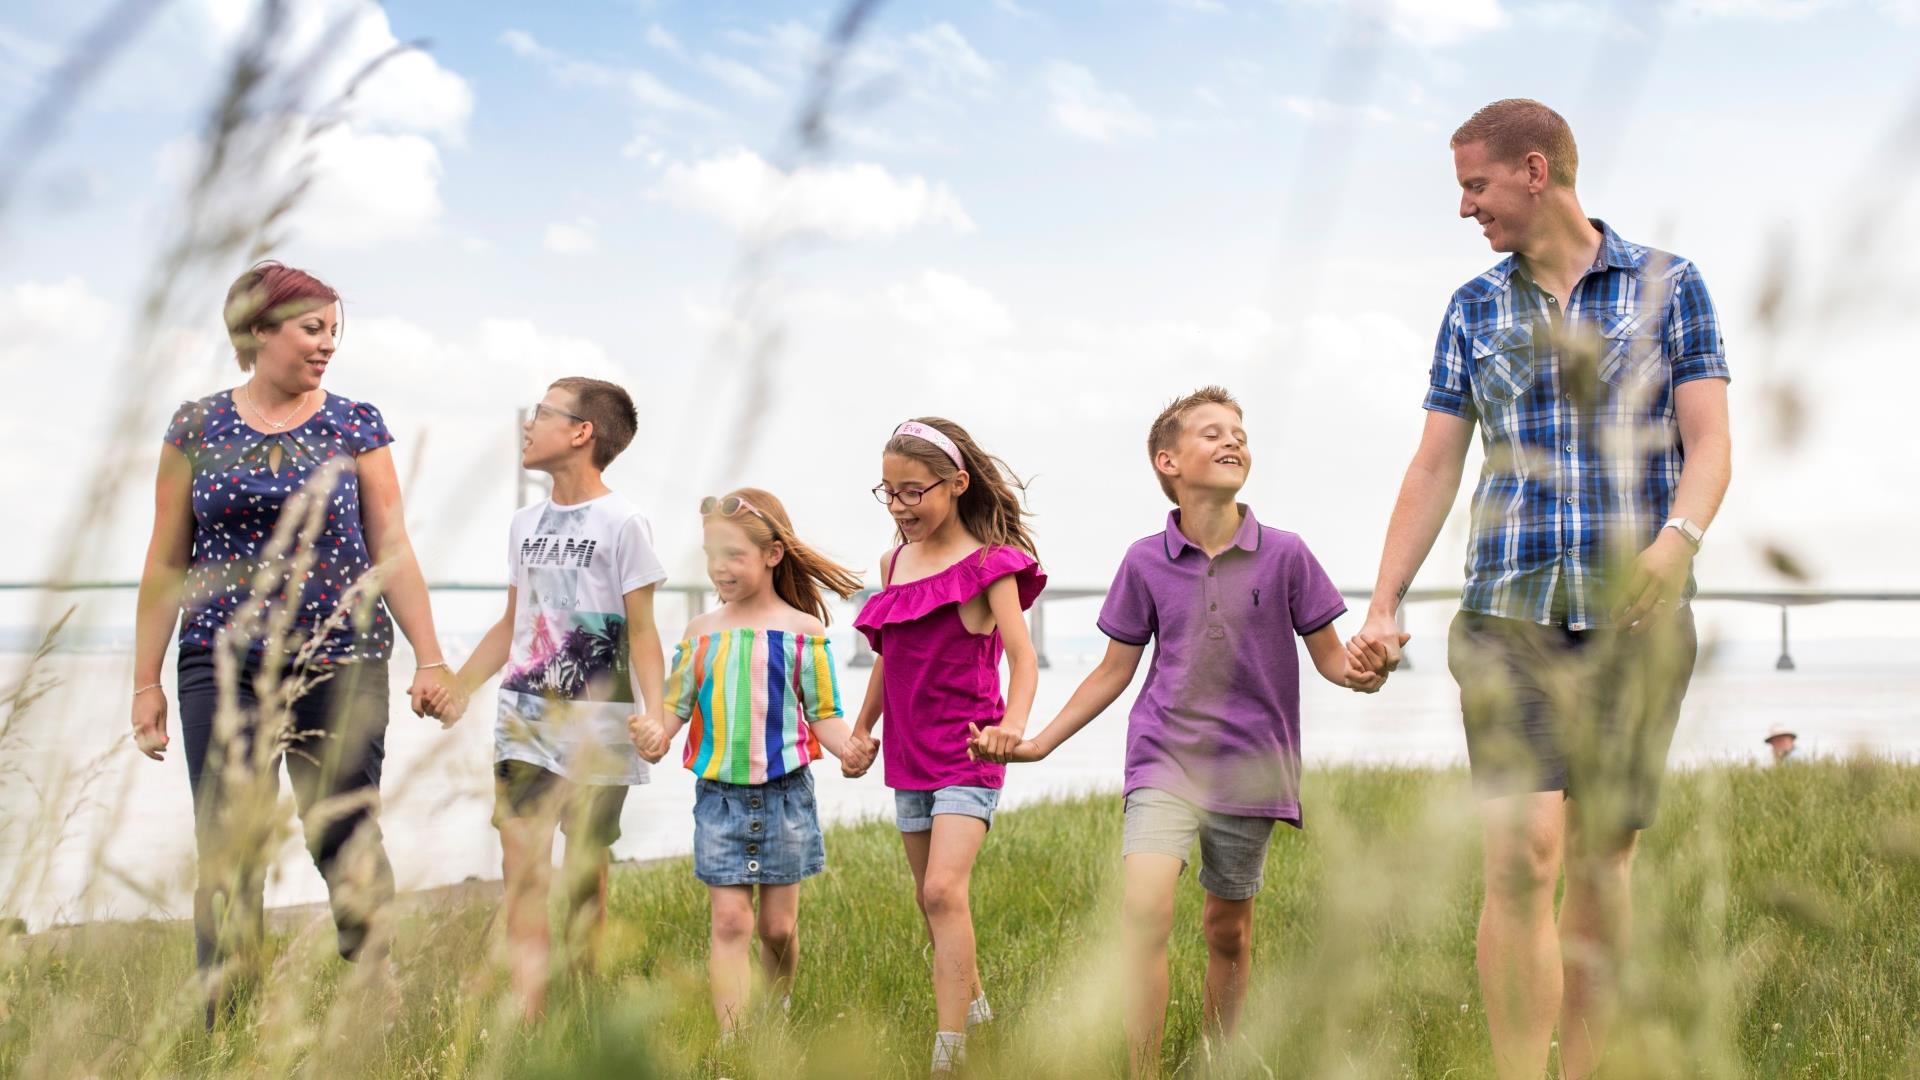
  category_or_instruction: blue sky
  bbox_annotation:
[2,0,1917,604]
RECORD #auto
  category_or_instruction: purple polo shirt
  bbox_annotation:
[1097,505,1346,823]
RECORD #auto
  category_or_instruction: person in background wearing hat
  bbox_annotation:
[1764,725,1799,764]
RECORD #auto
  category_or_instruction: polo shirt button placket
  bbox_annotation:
[1205,558,1225,639]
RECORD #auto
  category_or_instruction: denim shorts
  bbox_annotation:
[693,768,825,887]
[894,785,1000,833]
[1122,787,1277,901]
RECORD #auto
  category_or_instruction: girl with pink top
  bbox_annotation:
[852,417,1046,1074]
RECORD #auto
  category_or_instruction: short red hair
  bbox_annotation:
[224,260,341,371]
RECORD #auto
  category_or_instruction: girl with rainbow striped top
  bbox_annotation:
[629,488,873,1033]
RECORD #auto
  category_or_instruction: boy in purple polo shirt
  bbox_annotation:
[970,385,1388,1075]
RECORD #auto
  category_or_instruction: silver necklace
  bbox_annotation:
[241,382,308,430]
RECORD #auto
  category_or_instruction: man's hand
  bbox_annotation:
[1348,612,1412,677]
[1341,651,1387,694]
[967,722,1044,764]
[131,689,169,761]
[1614,530,1693,632]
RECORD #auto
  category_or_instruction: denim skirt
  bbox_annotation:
[692,767,825,886]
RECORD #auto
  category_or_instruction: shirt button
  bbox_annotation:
[1567,548,1577,557]
[746,860,759,873]
[749,799,761,810]
[747,843,759,855]
[1207,566,1215,577]
[1210,602,1217,611]
[749,820,763,833]
[1564,444,1575,453]
[1566,496,1576,504]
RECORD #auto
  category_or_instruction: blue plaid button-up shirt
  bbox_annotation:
[1425,220,1729,630]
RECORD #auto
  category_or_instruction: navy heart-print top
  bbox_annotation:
[165,390,396,664]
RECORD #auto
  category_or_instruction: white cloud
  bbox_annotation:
[698,54,781,100]
[1278,95,1396,125]
[1295,0,1507,45]
[296,128,445,247]
[906,23,998,93]
[728,19,996,101]
[1044,62,1156,143]
[1381,0,1507,42]
[883,270,1013,338]
[155,121,445,250]
[186,0,472,141]
[543,218,599,256]
[644,23,685,56]
[501,28,712,116]
[652,148,975,242]
[1676,0,1837,15]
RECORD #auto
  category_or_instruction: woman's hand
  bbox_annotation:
[409,665,458,724]
[132,688,169,761]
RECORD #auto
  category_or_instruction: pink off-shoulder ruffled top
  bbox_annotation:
[853,544,1046,791]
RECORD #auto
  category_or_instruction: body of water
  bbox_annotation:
[2,596,1915,930]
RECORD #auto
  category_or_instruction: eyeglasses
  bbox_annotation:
[529,402,587,424]
[701,494,773,526]
[871,479,947,507]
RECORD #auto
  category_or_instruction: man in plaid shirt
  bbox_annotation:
[1352,99,1732,1079]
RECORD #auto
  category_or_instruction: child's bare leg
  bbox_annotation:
[1121,853,1182,1079]
[498,818,555,1021]
[708,885,756,1031]
[905,816,988,1033]
[559,837,611,974]
[756,884,801,1005]
[1200,893,1256,1042]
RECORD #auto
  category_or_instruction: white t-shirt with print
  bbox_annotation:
[498,492,667,786]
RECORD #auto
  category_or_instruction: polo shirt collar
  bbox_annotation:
[1163,503,1261,559]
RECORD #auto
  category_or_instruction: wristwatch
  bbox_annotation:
[1663,517,1704,551]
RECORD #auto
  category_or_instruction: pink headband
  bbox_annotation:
[893,421,965,470]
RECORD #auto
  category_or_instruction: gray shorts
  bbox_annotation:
[1121,787,1276,901]
[895,785,1000,833]
[1449,608,1697,833]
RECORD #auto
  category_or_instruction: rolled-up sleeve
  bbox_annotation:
[1423,299,1477,419]
[1667,262,1730,385]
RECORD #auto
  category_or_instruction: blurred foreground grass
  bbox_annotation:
[4,761,1918,1078]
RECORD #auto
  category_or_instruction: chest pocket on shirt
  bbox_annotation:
[1468,323,1536,408]
[1597,310,1667,390]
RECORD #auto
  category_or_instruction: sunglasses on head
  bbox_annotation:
[701,494,773,526]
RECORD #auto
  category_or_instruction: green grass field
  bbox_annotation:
[4,761,1918,1078]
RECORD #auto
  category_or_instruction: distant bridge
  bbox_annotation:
[5,582,1916,673]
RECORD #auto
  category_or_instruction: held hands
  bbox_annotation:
[409,665,461,727]
[1345,611,1413,694]
[839,730,878,778]
[1341,652,1387,694]
[131,688,169,761]
[967,722,1044,765]
[629,712,671,763]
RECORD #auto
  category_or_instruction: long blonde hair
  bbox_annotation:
[883,417,1039,561]
[709,487,862,625]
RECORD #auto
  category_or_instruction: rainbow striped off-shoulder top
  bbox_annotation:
[663,628,843,785]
